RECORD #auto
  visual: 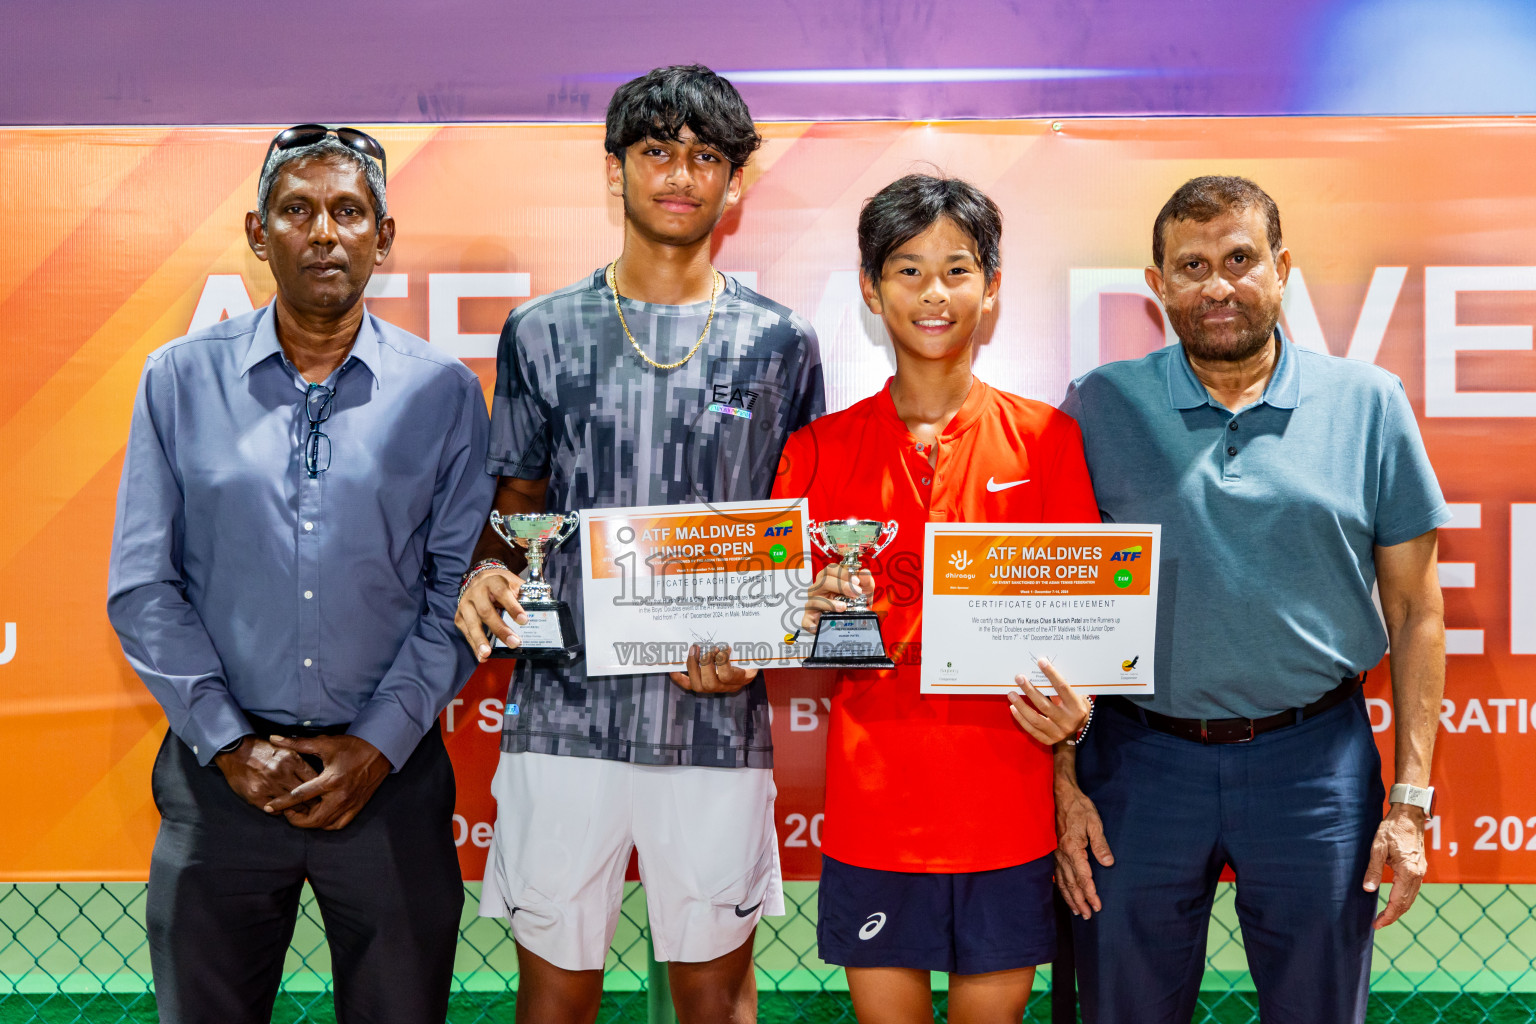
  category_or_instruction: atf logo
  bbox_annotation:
[764,519,794,537]
[1110,545,1143,562]
[1121,656,1140,672]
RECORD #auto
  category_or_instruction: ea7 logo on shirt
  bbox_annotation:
[1110,545,1142,562]
[858,912,887,940]
[708,381,760,420]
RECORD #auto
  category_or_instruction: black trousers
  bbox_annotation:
[146,722,463,1024]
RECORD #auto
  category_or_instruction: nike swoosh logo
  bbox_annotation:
[734,900,764,918]
[986,477,1030,492]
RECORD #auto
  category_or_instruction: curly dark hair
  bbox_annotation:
[858,174,1003,284]
[604,65,762,171]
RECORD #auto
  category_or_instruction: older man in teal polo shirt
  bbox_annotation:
[1055,176,1448,1024]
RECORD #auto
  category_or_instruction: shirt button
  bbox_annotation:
[192,745,199,756]
[1227,446,1238,456]
[303,720,312,727]
[1229,421,1239,431]
[304,658,313,667]
[921,477,932,485]
[304,522,314,531]
[304,590,313,600]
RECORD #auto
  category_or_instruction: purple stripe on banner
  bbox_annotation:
[3,0,1535,124]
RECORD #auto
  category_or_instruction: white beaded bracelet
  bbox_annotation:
[1065,697,1095,747]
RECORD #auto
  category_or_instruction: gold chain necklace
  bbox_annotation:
[606,260,721,371]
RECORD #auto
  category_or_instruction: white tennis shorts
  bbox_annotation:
[478,751,784,971]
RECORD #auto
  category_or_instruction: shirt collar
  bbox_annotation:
[873,376,993,439]
[238,300,383,386]
[237,303,285,377]
[1166,326,1299,412]
[943,377,993,437]
[345,310,384,386]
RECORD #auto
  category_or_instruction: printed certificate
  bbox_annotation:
[580,499,812,676]
[920,523,1160,696]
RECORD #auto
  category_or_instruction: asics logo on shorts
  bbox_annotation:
[858,912,887,940]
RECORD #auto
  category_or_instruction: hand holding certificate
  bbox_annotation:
[920,523,1161,696]
[1006,654,1092,746]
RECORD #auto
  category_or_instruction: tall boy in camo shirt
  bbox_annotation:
[454,65,822,1022]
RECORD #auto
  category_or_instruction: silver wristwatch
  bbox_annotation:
[1388,783,1435,813]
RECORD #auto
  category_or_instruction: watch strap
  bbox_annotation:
[217,734,250,755]
[1389,783,1434,812]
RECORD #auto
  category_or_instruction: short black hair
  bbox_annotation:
[605,65,762,171]
[1152,175,1282,268]
[858,174,1003,284]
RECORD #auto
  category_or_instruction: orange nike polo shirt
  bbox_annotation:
[772,378,1099,872]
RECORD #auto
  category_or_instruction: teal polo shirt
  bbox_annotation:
[1060,331,1450,719]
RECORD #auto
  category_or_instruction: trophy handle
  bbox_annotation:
[808,521,834,559]
[488,510,518,549]
[871,519,900,558]
[547,511,580,551]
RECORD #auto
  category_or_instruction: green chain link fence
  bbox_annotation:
[2,881,1535,1022]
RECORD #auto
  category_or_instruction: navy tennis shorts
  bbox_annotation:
[816,852,1057,975]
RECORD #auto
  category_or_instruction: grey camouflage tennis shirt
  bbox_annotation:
[488,269,824,768]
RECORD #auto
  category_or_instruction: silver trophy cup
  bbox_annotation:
[803,518,899,668]
[488,511,582,662]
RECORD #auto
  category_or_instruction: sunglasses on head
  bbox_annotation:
[264,124,387,181]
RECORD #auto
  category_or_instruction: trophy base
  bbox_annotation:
[802,611,895,670]
[490,601,583,664]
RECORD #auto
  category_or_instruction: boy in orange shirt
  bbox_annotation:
[773,174,1093,1022]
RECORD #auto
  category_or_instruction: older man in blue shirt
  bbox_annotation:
[108,126,493,1024]
[1055,176,1447,1024]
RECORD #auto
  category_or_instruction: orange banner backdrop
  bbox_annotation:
[1,119,1533,882]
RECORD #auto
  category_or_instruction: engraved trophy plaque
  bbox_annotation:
[803,518,899,669]
[488,511,582,663]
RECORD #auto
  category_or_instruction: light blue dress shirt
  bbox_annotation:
[108,302,495,770]
[1060,331,1450,719]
